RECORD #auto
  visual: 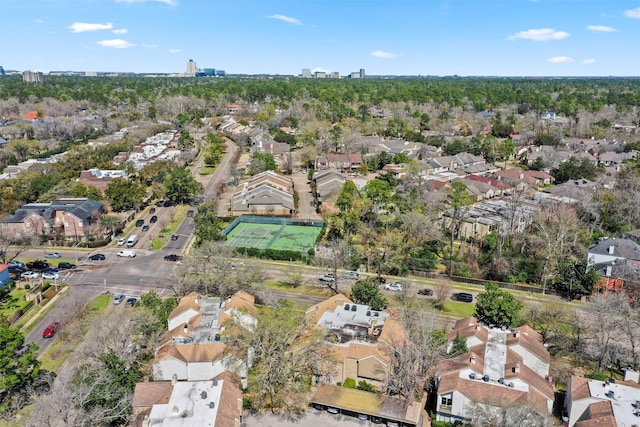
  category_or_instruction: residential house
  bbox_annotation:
[587,237,640,266]
[153,291,256,386]
[0,198,103,240]
[565,369,640,426]
[466,174,512,196]
[434,317,554,424]
[0,265,10,288]
[315,154,363,172]
[452,178,497,202]
[382,163,408,179]
[493,168,554,188]
[231,170,295,216]
[312,169,346,202]
[132,372,243,427]
[78,168,127,193]
[305,294,407,388]
[310,384,425,427]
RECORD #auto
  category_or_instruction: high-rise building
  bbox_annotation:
[0,66,5,76]
[22,70,44,84]
[360,68,365,79]
[186,59,197,76]
[301,68,311,78]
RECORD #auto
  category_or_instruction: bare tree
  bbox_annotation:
[432,279,453,310]
[465,402,551,427]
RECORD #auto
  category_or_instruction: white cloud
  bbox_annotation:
[582,58,597,64]
[34,19,44,24]
[312,67,329,73]
[624,7,640,18]
[97,39,134,48]
[547,56,574,63]
[508,28,570,41]
[169,48,181,54]
[112,28,128,34]
[115,0,177,5]
[267,14,302,25]
[371,50,397,59]
[69,22,114,33]
[587,25,616,32]
[142,43,158,48]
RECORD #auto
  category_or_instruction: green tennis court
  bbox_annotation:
[268,225,321,253]
[226,223,282,250]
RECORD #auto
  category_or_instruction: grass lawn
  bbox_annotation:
[265,280,334,298]
[149,206,189,250]
[442,300,476,318]
[39,293,111,373]
[198,166,216,175]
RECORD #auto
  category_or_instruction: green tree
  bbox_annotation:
[193,201,222,246]
[350,278,389,310]
[329,125,343,151]
[336,181,359,213]
[550,258,599,299]
[0,328,40,414]
[249,152,277,175]
[443,139,466,156]
[178,131,195,149]
[474,282,523,328]
[444,182,474,275]
[448,332,468,357]
[363,179,392,206]
[104,178,146,212]
[165,167,202,204]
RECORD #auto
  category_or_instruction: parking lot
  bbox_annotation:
[242,408,376,427]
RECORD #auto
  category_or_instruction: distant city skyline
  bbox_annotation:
[2,1,640,77]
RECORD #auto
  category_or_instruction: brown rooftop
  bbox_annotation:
[132,381,173,408]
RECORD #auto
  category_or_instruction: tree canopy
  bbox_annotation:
[350,279,388,310]
[0,328,40,415]
[165,167,202,204]
[473,282,523,328]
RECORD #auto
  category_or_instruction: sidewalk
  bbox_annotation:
[19,286,68,332]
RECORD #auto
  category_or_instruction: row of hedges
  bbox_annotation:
[235,247,309,262]
[9,300,35,325]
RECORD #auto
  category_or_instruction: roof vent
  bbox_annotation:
[469,373,477,380]
[212,379,218,387]
[498,377,505,385]
[351,305,357,312]
[605,390,615,399]
[344,304,350,311]
[201,391,207,399]
[508,382,515,388]
[209,402,216,409]
[482,375,489,382]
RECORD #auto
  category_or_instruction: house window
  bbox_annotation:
[441,396,452,408]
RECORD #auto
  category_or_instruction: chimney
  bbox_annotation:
[624,368,640,383]
[171,374,178,385]
[605,266,612,277]
[608,245,615,255]
[513,362,520,373]
[470,355,476,364]
[183,324,188,334]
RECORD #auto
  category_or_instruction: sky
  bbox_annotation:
[1,0,639,76]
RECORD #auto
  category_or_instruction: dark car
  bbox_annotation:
[454,292,474,303]
[141,225,150,232]
[149,215,158,223]
[8,260,25,269]
[375,276,386,284]
[171,234,178,241]
[126,297,137,307]
[8,265,26,275]
[186,210,194,217]
[88,253,106,261]
[42,322,60,338]
[135,219,144,227]
[418,288,434,296]
[58,262,76,270]
[26,260,49,270]
[149,207,156,214]
[164,254,183,262]
[41,267,59,274]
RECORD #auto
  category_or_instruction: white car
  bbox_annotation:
[384,282,403,292]
[21,271,40,279]
[117,238,126,246]
[45,252,61,259]
[42,271,60,280]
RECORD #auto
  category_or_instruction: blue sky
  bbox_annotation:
[1,0,639,76]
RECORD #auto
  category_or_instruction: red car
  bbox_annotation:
[42,322,60,338]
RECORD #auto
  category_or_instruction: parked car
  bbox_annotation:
[8,260,25,269]
[375,276,386,284]
[171,234,178,241]
[88,253,106,261]
[164,254,183,262]
[41,267,59,274]
[42,271,60,280]
[42,322,60,338]
[327,407,339,414]
[117,237,126,246]
[113,294,125,305]
[135,219,144,227]
[141,225,150,232]
[149,207,156,214]
[149,215,158,223]
[9,265,26,275]
[21,271,39,279]
[319,273,336,283]
[58,262,76,270]
[45,252,61,259]
[26,260,49,270]
[342,271,360,280]
[186,210,194,217]
[418,288,434,296]
[126,297,137,307]
[453,292,474,303]
[384,282,403,292]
